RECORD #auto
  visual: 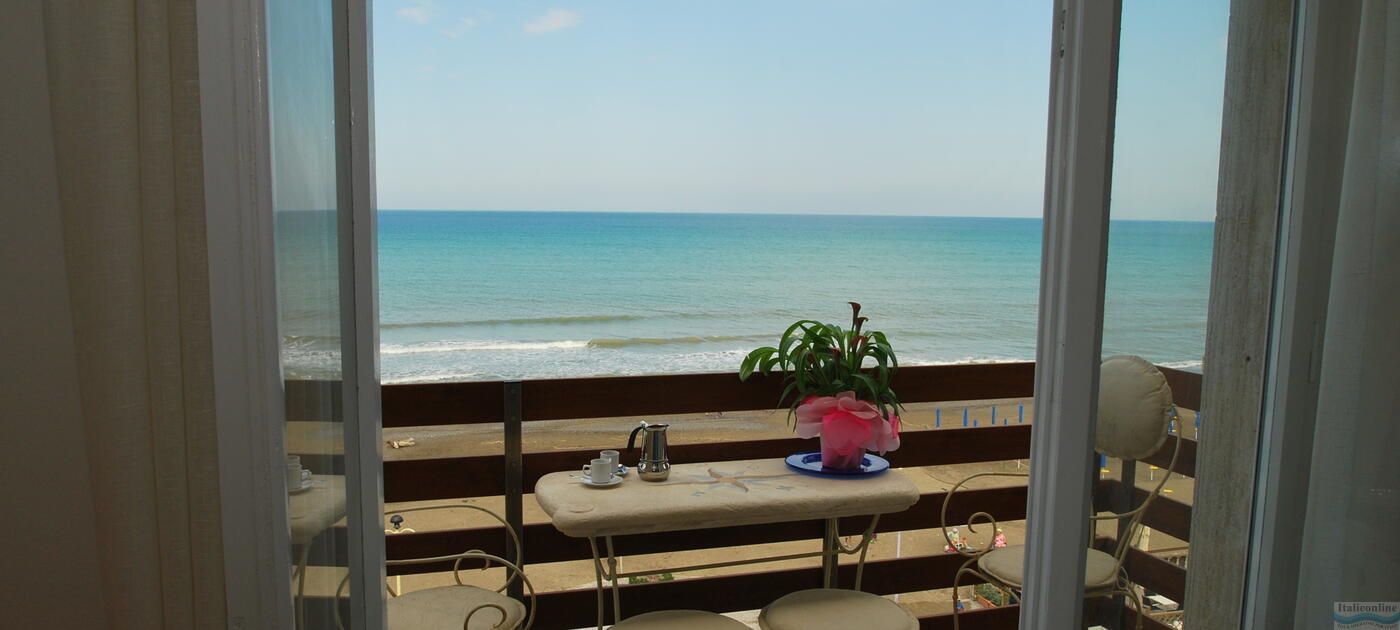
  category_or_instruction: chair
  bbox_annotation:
[942,354,1181,629]
[611,610,751,629]
[759,588,918,630]
[337,504,536,630]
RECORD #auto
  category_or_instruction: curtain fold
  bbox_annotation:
[42,1,226,627]
[1293,0,1400,625]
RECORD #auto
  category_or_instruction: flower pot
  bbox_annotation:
[820,436,866,471]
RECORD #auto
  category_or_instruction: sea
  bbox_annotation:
[280,211,1212,384]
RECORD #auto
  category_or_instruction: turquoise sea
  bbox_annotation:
[282,211,1213,383]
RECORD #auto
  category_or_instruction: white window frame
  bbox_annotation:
[333,0,388,627]
[1022,0,1122,627]
[199,0,385,626]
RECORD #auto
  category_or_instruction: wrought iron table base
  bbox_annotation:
[585,515,881,629]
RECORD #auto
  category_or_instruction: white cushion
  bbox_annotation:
[977,545,1120,590]
[759,588,918,630]
[1097,355,1174,460]
[612,610,750,629]
[387,585,526,630]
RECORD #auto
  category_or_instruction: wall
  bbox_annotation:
[0,3,111,627]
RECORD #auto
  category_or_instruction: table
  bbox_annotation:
[289,474,346,630]
[536,458,919,628]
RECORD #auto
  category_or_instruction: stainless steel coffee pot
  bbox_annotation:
[626,421,671,481]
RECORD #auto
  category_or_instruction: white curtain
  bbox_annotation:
[1293,0,1400,626]
[38,1,228,627]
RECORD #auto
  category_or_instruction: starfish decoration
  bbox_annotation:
[669,467,794,493]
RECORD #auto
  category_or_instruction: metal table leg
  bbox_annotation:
[588,536,624,628]
[295,544,311,630]
[606,536,621,624]
[822,518,838,588]
[588,537,606,630]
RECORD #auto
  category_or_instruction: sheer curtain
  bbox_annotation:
[35,1,227,627]
[1293,0,1400,625]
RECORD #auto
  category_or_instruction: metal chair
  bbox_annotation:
[942,355,1182,629]
[610,610,751,629]
[758,588,918,630]
[337,504,536,630]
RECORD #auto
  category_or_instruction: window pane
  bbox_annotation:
[269,0,357,626]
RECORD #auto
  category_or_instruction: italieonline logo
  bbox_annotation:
[1335,602,1400,629]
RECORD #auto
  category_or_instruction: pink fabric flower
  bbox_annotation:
[795,395,836,439]
[863,412,901,455]
[795,391,899,456]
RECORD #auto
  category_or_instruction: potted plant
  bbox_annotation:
[738,302,902,470]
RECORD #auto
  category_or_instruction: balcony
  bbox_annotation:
[292,362,1200,629]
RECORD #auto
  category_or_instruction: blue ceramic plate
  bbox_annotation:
[784,452,890,477]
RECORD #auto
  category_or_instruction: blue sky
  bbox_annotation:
[373,1,1228,220]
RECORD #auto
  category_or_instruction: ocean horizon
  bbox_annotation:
[279,210,1213,383]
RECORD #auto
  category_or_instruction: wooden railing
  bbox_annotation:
[297,362,1201,630]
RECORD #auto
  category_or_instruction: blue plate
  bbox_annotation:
[784,452,890,477]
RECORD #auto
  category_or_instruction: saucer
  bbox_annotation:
[784,452,890,477]
[579,475,623,488]
[615,465,630,477]
[288,478,315,494]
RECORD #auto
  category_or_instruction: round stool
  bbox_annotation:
[759,589,918,630]
[611,610,750,629]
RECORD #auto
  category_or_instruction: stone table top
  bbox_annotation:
[289,474,346,546]
[535,458,919,538]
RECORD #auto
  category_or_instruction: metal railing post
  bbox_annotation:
[504,380,525,601]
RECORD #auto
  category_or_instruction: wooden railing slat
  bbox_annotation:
[382,486,1030,572]
[378,363,1036,427]
[385,424,1035,501]
[1158,366,1202,411]
[1095,479,1193,542]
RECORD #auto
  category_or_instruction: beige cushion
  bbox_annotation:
[1097,355,1174,460]
[612,610,750,629]
[387,585,526,630]
[759,588,918,630]
[977,545,1120,590]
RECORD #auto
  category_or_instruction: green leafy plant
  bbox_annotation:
[974,583,1010,607]
[738,302,902,422]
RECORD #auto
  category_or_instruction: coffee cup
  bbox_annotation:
[583,457,613,484]
[286,456,311,491]
[600,449,620,473]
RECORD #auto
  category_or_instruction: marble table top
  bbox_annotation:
[535,458,919,538]
[289,474,346,546]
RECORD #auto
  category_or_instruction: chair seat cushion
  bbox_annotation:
[977,545,1120,590]
[759,588,918,630]
[387,585,526,630]
[611,610,750,629]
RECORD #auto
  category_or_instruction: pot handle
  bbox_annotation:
[626,421,647,452]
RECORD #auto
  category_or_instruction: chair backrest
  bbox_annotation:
[386,503,522,567]
[1094,355,1182,573]
[344,503,536,630]
[1096,355,1174,460]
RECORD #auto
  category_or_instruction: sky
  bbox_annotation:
[372,1,1229,220]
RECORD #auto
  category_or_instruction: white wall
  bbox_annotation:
[0,3,110,627]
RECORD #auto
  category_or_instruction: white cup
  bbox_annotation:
[583,457,613,484]
[286,456,311,491]
[600,450,620,473]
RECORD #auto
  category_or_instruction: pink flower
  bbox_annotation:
[795,392,900,456]
[795,395,836,439]
[863,412,901,455]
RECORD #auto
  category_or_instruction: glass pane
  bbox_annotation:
[1097,0,1229,626]
[268,0,355,627]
